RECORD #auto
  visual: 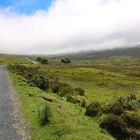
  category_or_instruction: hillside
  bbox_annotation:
[53,46,140,59]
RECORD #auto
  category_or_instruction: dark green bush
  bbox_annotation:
[85,101,101,117]
[121,111,140,129]
[38,103,52,126]
[116,94,140,111]
[74,87,85,96]
[30,72,49,90]
[8,64,49,90]
[128,129,140,140]
[100,114,129,140]
[107,102,124,115]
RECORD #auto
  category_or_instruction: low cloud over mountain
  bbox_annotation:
[0,0,140,54]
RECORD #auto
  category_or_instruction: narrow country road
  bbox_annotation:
[0,66,20,140]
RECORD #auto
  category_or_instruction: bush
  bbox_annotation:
[30,72,49,90]
[107,102,124,115]
[50,81,75,97]
[8,64,49,91]
[116,94,140,111]
[100,114,129,139]
[121,111,140,129]
[50,81,69,93]
[74,87,85,96]
[128,129,140,140]
[38,103,52,125]
[85,101,101,117]
[59,86,75,97]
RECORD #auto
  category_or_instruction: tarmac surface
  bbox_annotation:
[0,66,20,140]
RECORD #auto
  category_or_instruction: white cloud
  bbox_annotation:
[0,0,140,54]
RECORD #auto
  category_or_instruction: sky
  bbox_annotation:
[0,0,140,54]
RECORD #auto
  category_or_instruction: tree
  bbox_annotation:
[41,58,48,65]
[36,57,42,62]
[36,57,48,65]
[61,58,71,64]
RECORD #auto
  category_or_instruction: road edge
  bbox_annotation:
[6,69,30,140]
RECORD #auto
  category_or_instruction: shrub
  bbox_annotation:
[50,81,69,93]
[121,111,140,129]
[100,114,129,139]
[8,64,49,91]
[85,101,101,117]
[59,86,75,97]
[116,94,140,111]
[128,129,140,140]
[38,103,52,126]
[74,87,85,96]
[50,81,75,97]
[107,102,124,115]
[30,72,49,90]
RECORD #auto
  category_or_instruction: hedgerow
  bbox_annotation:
[8,64,49,90]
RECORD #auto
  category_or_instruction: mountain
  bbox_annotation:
[52,46,140,59]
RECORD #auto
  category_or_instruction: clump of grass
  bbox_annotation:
[38,103,52,126]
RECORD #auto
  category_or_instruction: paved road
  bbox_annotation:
[0,66,20,140]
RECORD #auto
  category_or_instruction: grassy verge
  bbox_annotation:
[9,71,114,140]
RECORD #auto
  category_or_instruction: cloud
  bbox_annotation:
[0,0,140,54]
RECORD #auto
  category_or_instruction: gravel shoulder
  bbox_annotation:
[0,66,30,140]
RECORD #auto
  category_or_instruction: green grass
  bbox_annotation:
[9,72,114,140]
[0,55,30,65]
[42,66,140,103]
[8,56,140,140]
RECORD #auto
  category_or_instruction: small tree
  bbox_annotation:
[36,57,42,62]
[36,57,48,65]
[41,58,48,65]
[61,58,71,64]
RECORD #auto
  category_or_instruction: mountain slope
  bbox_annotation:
[54,46,140,59]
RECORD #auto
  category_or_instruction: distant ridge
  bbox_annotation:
[53,46,140,59]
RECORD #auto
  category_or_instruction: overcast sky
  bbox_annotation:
[0,0,140,54]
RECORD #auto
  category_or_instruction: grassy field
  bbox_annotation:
[8,56,140,140]
[0,55,30,64]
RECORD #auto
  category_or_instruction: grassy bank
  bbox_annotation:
[9,71,114,140]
